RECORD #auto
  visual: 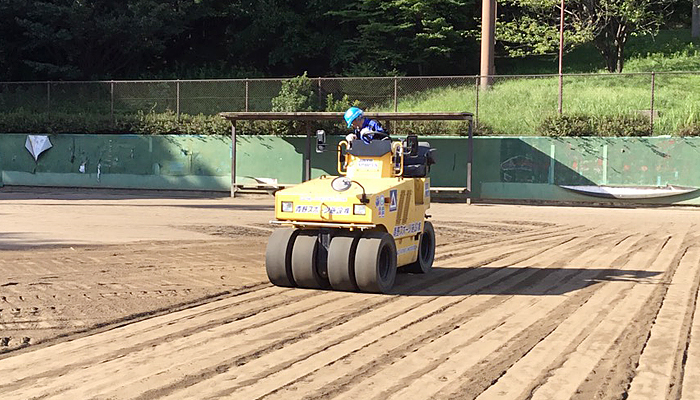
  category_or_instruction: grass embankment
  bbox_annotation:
[389,30,700,136]
[391,73,700,135]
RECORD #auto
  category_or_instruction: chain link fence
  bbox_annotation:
[1,72,699,135]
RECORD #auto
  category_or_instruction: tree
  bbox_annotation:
[496,0,674,73]
[1,0,202,80]
[331,0,478,75]
[222,0,346,76]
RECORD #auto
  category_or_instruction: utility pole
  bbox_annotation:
[480,0,496,89]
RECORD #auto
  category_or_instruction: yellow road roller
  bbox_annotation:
[266,134,436,293]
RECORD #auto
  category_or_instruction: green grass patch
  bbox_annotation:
[382,72,700,136]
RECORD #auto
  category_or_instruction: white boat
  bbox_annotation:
[559,185,699,199]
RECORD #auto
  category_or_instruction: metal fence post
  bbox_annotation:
[474,77,480,129]
[245,79,249,112]
[650,72,656,135]
[176,80,181,120]
[393,77,398,112]
[317,78,322,108]
[231,120,237,197]
[558,73,564,114]
[110,81,115,125]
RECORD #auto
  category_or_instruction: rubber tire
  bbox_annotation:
[265,228,300,287]
[354,232,397,294]
[291,231,330,289]
[328,233,361,291]
[404,221,436,274]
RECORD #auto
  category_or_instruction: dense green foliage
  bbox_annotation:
[496,0,676,72]
[0,0,480,80]
[1,0,696,81]
[539,114,652,137]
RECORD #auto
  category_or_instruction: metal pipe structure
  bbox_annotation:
[219,112,475,200]
[650,72,656,135]
[230,120,237,197]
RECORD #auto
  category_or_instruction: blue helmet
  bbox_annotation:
[344,107,364,128]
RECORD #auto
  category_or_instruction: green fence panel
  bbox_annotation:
[2,133,700,205]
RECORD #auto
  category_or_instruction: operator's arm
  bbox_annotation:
[358,120,389,143]
[367,119,385,133]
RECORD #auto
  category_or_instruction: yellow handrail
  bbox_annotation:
[392,142,404,177]
[337,140,349,175]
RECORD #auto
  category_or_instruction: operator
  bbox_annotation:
[343,107,389,144]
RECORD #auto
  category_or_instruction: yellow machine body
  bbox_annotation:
[273,141,429,267]
[267,138,435,293]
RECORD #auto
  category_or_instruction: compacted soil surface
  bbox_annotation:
[1,187,699,400]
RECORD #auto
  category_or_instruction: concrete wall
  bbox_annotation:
[2,133,700,204]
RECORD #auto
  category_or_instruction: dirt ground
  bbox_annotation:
[1,186,700,399]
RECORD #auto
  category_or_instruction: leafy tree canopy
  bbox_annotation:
[0,0,690,80]
[496,0,675,72]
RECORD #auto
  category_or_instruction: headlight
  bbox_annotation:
[281,201,293,213]
[353,204,366,215]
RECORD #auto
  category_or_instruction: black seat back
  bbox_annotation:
[347,140,392,157]
[403,142,436,177]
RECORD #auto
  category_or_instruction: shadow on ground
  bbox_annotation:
[393,266,660,296]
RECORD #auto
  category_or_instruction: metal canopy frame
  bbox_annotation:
[219,111,474,201]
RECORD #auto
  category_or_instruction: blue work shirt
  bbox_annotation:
[354,119,386,144]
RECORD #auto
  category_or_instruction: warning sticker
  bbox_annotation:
[389,189,398,212]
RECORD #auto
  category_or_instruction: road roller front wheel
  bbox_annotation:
[291,231,331,289]
[328,233,361,291]
[354,232,397,294]
[265,228,300,287]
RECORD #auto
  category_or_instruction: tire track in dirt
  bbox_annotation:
[434,224,587,260]
[0,239,268,352]
[200,231,628,395]
[625,229,700,400]
[102,232,601,399]
[681,238,700,399]
[466,231,679,400]
[2,208,692,400]
[0,285,315,389]
[0,227,600,398]
[0,225,580,378]
[323,232,653,400]
[570,227,697,400]
[147,232,612,400]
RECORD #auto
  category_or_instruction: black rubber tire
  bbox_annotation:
[291,231,330,289]
[354,232,397,293]
[265,228,300,287]
[328,233,361,291]
[404,221,436,274]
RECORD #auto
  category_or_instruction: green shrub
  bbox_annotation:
[540,114,595,137]
[271,72,318,112]
[390,120,487,136]
[540,113,652,137]
[596,114,651,137]
[676,124,700,137]
[0,111,230,135]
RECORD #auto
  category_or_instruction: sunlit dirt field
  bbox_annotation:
[1,187,699,400]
